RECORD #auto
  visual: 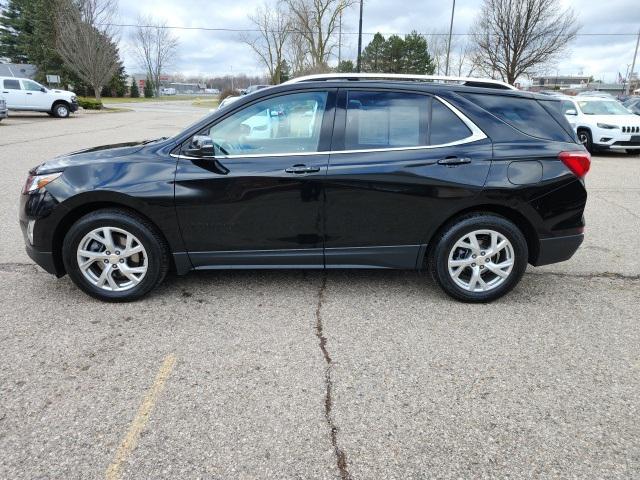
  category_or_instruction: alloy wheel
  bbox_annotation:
[447,229,515,292]
[76,226,148,291]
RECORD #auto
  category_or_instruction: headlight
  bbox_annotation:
[597,123,619,129]
[22,172,62,194]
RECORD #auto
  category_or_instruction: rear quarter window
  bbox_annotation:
[461,93,574,142]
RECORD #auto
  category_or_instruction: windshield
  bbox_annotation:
[579,100,630,115]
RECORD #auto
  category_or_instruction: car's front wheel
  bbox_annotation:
[577,129,593,153]
[52,101,70,118]
[428,214,528,302]
[62,209,169,301]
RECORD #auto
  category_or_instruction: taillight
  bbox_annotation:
[559,151,591,178]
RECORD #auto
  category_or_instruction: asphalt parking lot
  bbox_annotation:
[1,105,639,479]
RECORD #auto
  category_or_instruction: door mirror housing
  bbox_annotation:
[40,87,47,93]
[186,135,215,157]
[565,109,577,116]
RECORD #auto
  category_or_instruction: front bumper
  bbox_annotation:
[70,100,79,112]
[592,128,640,149]
[19,189,66,276]
[21,226,58,275]
[531,233,584,266]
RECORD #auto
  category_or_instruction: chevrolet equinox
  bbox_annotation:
[19,74,590,302]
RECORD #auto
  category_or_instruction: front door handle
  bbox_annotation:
[285,164,320,174]
[438,156,471,166]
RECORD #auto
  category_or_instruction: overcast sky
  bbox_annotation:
[116,0,640,82]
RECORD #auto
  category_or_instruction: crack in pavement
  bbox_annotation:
[315,273,352,480]
[0,262,41,273]
[526,270,640,281]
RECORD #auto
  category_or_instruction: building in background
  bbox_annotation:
[531,75,591,91]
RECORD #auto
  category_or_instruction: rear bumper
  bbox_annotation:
[0,108,7,119]
[531,233,584,266]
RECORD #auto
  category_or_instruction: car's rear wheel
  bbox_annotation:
[577,129,593,153]
[52,101,70,118]
[428,214,528,302]
[62,209,169,301]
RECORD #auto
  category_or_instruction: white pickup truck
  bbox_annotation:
[0,76,78,118]
[0,95,7,121]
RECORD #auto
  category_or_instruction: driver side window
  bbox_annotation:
[23,80,43,92]
[188,91,328,157]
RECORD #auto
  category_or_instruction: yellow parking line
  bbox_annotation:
[105,353,177,480]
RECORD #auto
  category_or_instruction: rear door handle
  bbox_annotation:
[285,164,320,174]
[438,156,471,165]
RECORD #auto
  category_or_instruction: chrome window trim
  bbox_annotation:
[171,95,487,160]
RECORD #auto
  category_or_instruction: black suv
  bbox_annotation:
[19,74,589,302]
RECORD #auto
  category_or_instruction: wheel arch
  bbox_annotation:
[51,201,176,276]
[423,204,539,268]
[51,99,70,113]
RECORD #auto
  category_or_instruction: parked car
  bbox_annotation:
[19,73,589,303]
[559,96,640,154]
[623,97,640,115]
[160,87,177,96]
[0,95,7,121]
[576,90,615,99]
[0,76,78,117]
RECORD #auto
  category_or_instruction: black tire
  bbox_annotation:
[52,101,70,118]
[626,149,640,155]
[427,214,528,303]
[577,129,593,153]
[62,209,169,302]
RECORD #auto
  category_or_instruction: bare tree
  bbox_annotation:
[287,31,309,75]
[242,2,291,84]
[56,0,120,100]
[284,0,353,70]
[470,0,579,84]
[131,15,179,97]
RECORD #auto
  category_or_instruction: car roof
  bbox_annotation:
[258,79,556,102]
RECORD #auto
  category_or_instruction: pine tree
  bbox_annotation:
[0,0,70,83]
[361,33,386,73]
[382,35,405,73]
[129,77,140,98]
[336,60,355,73]
[143,77,154,98]
[0,0,29,62]
[402,31,435,75]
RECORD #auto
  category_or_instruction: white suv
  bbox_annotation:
[0,77,78,118]
[560,96,640,154]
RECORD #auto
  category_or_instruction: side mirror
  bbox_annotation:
[40,87,47,93]
[565,109,577,116]
[186,135,215,157]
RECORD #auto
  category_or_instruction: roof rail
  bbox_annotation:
[283,73,517,90]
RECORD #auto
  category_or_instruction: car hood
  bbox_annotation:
[34,141,154,174]
[587,114,640,125]
[48,88,75,97]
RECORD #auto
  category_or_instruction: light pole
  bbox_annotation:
[627,29,640,95]
[338,10,343,65]
[356,0,363,73]
[444,0,456,76]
